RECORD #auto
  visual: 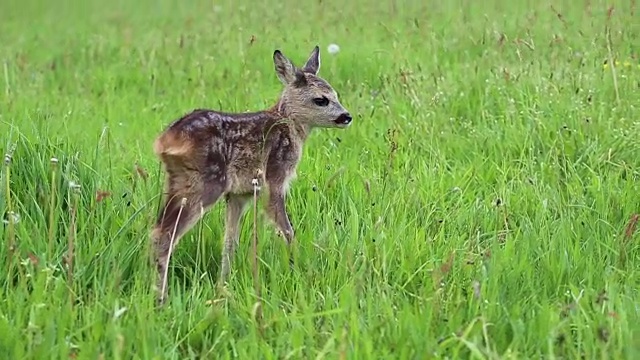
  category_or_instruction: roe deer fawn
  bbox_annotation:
[150,45,352,304]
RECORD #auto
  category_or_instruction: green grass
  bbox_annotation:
[1,0,639,358]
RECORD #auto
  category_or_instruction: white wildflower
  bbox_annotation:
[327,43,340,54]
[113,306,128,320]
[68,181,81,191]
[2,211,20,225]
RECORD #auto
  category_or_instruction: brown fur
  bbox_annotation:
[150,45,352,304]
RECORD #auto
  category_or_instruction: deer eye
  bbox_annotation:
[312,96,329,107]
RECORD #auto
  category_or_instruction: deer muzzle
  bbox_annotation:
[334,113,352,126]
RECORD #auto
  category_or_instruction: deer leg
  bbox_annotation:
[151,178,225,305]
[219,193,252,284]
[265,188,296,268]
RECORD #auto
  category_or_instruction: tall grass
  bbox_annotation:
[1,0,639,358]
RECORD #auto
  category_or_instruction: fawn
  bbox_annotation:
[150,45,352,304]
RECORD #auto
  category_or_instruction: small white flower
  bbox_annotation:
[68,181,81,191]
[113,306,128,320]
[327,43,340,54]
[2,211,20,225]
[251,178,261,191]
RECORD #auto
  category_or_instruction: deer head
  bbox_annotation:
[273,46,352,128]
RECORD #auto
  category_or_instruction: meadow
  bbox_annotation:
[1,0,639,358]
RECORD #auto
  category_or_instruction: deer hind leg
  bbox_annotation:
[218,193,252,285]
[151,170,225,305]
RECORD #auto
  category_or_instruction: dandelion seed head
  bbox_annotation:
[327,43,340,55]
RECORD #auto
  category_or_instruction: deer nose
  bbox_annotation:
[335,113,352,125]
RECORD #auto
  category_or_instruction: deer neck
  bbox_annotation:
[270,98,314,140]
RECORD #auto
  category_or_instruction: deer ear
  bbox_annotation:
[301,45,320,75]
[273,50,297,84]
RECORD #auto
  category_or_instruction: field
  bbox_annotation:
[1,0,639,358]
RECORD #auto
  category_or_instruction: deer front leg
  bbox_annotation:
[265,187,295,267]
